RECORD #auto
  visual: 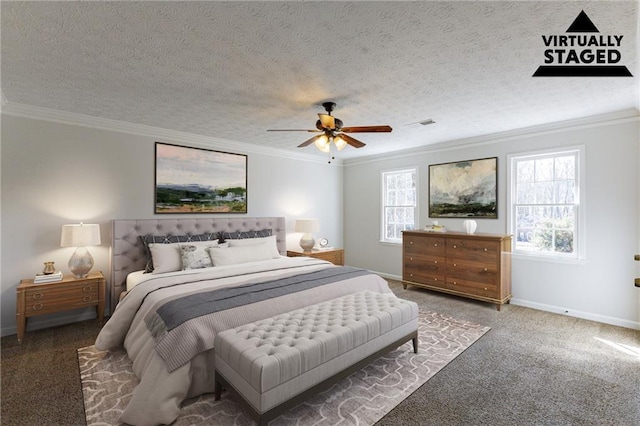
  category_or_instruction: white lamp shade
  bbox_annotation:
[295,219,320,233]
[60,223,101,247]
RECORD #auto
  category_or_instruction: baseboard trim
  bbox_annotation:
[510,298,639,330]
[1,310,98,338]
[367,270,640,331]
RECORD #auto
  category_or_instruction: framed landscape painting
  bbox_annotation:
[155,142,247,214]
[429,157,497,218]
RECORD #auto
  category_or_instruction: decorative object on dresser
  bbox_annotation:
[429,157,498,218]
[287,247,344,266]
[402,230,511,310]
[16,271,106,343]
[463,219,478,234]
[294,218,320,252]
[155,142,247,214]
[42,261,56,274]
[60,223,101,278]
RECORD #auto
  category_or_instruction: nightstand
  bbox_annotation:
[16,271,106,343]
[287,248,344,266]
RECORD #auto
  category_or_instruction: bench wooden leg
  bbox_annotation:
[412,335,418,353]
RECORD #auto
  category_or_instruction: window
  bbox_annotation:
[381,168,417,243]
[508,147,583,259]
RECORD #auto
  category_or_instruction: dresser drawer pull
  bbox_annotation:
[484,248,488,252]
[434,278,438,281]
[434,261,438,264]
[82,295,93,302]
[83,286,93,292]
[453,263,457,267]
[410,241,413,245]
[410,273,414,277]
[453,245,457,248]
[33,303,43,311]
[452,281,457,285]
[434,243,438,247]
[484,287,488,291]
[410,257,413,261]
[32,293,43,300]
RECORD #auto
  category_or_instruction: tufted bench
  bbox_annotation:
[214,291,419,425]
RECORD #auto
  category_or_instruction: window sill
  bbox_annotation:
[512,252,587,265]
[378,240,402,247]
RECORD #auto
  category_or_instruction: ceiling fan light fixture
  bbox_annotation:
[314,135,330,152]
[334,135,347,151]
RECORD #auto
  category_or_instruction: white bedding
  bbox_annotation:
[96,257,393,426]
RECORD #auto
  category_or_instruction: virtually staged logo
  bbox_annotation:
[533,10,633,77]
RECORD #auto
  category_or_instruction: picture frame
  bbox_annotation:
[429,157,497,218]
[155,142,247,214]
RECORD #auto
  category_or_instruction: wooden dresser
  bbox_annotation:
[402,231,512,310]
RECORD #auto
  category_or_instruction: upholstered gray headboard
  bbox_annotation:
[110,217,286,313]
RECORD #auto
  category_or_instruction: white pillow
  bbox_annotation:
[150,240,222,273]
[227,235,280,258]
[149,243,182,274]
[208,243,275,266]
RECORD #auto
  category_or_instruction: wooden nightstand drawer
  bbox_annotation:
[25,282,98,303]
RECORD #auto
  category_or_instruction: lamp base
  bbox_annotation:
[299,234,315,253]
[69,247,94,278]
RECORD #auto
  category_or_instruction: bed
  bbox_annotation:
[95,217,394,426]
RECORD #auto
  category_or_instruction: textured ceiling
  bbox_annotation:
[2,1,638,160]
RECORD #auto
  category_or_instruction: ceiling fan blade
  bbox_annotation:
[339,133,366,148]
[340,125,392,133]
[297,134,323,148]
[318,113,335,129]
[267,129,321,132]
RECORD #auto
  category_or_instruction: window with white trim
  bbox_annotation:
[381,168,417,243]
[509,147,583,259]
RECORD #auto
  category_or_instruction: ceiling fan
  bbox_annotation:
[267,102,392,154]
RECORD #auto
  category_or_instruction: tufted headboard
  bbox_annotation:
[110,217,286,313]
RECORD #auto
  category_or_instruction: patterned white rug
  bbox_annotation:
[78,310,489,425]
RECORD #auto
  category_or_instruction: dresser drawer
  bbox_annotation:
[446,260,498,286]
[404,236,445,257]
[446,280,499,299]
[446,238,500,262]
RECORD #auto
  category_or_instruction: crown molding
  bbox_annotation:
[1,102,340,165]
[344,108,640,166]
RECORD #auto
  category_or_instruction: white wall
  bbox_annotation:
[344,115,640,329]
[0,113,343,336]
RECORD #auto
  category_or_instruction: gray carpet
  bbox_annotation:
[2,280,639,425]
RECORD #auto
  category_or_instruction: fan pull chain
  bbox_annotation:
[327,141,335,164]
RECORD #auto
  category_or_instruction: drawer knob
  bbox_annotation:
[453,263,457,267]
[32,293,43,300]
[484,268,488,271]
[434,278,438,281]
[453,281,457,285]
[434,261,438,264]
[83,286,93,292]
[484,287,488,291]
[410,257,413,261]
[410,241,413,245]
[434,243,438,247]
[33,303,43,311]
[484,248,488,252]
[83,295,93,302]
[410,273,414,277]
[453,245,457,248]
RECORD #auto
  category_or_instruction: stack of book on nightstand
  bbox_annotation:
[34,270,63,284]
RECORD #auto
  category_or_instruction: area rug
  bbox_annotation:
[78,310,489,425]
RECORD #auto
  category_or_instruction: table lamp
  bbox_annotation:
[295,218,319,253]
[60,223,101,278]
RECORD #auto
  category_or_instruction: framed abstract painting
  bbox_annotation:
[155,142,247,214]
[429,157,497,218]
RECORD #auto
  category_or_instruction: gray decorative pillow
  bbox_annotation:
[180,243,217,270]
[218,229,272,243]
